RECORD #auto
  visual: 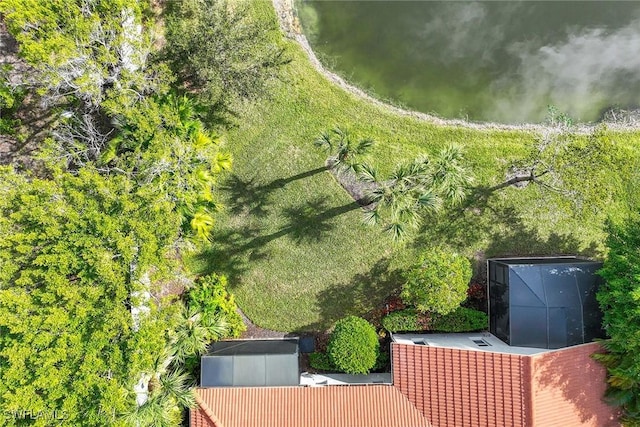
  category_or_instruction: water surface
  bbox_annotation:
[297,1,640,123]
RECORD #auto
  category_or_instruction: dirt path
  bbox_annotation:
[271,0,639,134]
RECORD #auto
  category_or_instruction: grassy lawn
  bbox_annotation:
[187,1,640,332]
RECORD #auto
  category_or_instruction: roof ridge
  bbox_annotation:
[194,389,225,427]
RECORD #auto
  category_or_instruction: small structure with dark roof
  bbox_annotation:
[201,339,299,387]
[488,257,605,349]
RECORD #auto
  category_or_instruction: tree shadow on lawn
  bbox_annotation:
[297,257,404,332]
[193,197,362,285]
[413,198,600,275]
[223,167,327,218]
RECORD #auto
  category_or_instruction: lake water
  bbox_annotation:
[297,1,640,124]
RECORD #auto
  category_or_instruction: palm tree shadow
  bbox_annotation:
[194,197,361,284]
[192,224,267,284]
[223,175,272,218]
[223,167,327,218]
[282,197,360,244]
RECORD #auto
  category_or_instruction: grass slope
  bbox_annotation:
[188,1,640,332]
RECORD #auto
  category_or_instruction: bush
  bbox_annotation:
[309,352,334,371]
[327,316,380,375]
[381,309,421,332]
[430,307,488,332]
[374,351,390,371]
[382,307,486,333]
[187,273,246,338]
[401,248,472,315]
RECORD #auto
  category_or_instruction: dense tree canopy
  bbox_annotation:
[0,0,161,108]
[0,1,249,425]
[0,167,179,426]
[596,212,640,422]
[164,0,287,108]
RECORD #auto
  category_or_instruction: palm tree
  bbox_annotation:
[171,306,228,365]
[314,127,374,174]
[122,395,176,427]
[122,307,227,426]
[360,144,473,240]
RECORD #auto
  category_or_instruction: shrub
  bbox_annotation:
[401,248,472,315]
[327,316,380,375]
[381,309,421,332]
[309,352,334,371]
[430,307,488,332]
[374,351,390,371]
[187,273,246,338]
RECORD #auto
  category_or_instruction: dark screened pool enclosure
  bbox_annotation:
[200,339,299,387]
[488,258,605,349]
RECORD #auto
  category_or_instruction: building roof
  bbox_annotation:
[392,332,550,356]
[392,341,620,427]
[209,339,299,356]
[201,339,299,387]
[191,385,432,427]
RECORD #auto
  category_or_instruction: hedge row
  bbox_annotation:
[382,307,487,333]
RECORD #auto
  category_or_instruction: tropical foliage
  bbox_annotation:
[99,94,232,240]
[401,248,472,315]
[186,274,246,339]
[327,316,380,375]
[314,126,375,173]
[360,145,473,239]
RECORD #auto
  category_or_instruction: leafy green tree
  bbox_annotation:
[164,0,287,108]
[595,213,640,423]
[327,316,380,375]
[401,248,472,315]
[0,65,25,136]
[0,167,179,426]
[0,0,162,109]
[314,127,375,174]
[360,145,473,239]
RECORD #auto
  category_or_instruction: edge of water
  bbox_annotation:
[272,0,640,134]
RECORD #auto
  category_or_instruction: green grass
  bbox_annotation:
[187,1,640,332]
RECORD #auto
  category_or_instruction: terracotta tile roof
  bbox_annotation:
[191,385,432,427]
[392,342,621,427]
[392,343,529,426]
[530,342,621,427]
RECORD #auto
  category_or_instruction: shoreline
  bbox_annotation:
[271,0,640,134]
